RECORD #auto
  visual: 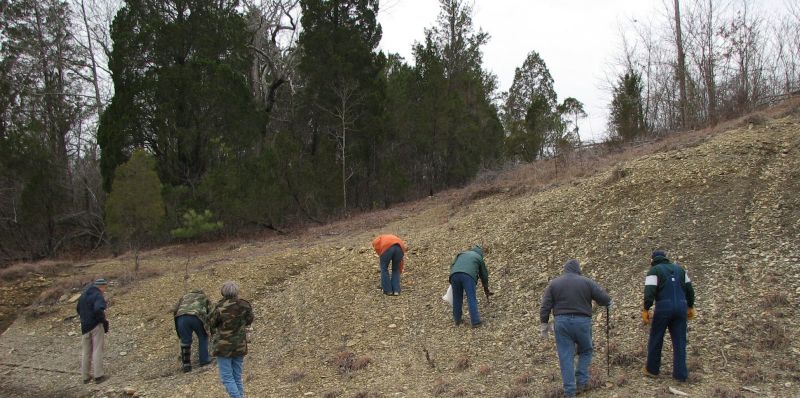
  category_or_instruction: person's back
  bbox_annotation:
[174,289,211,372]
[77,285,106,334]
[175,290,209,320]
[210,297,254,357]
[541,260,610,320]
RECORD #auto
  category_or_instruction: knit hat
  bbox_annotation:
[651,250,667,259]
[94,278,108,286]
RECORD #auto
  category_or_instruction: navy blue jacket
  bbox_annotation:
[76,285,107,334]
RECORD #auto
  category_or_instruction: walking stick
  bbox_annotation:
[606,305,611,377]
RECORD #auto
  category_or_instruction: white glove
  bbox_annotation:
[607,300,614,310]
[539,322,554,338]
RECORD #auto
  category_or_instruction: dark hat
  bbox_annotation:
[94,278,108,286]
[651,250,667,259]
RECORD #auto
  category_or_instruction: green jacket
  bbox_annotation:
[173,289,210,336]
[643,258,695,310]
[449,246,489,288]
[209,297,254,357]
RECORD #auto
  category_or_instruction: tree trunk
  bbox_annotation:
[674,0,689,129]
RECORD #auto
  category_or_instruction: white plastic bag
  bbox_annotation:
[442,284,453,305]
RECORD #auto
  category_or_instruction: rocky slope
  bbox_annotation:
[1,105,799,398]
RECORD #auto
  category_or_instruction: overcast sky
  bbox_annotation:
[376,0,788,142]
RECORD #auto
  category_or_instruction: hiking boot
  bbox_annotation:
[471,322,482,328]
[643,367,658,378]
[454,320,463,326]
[93,375,108,384]
[392,292,400,296]
[182,364,192,372]
[576,384,590,395]
[82,378,91,384]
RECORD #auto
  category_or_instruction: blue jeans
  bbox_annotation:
[646,304,688,380]
[175,315,210,364]
[554,315,593,397]
[380,244,403,294]
[217,356,245,398]
[450,272,480,326]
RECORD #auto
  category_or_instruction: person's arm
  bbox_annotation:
[245,302,254,326]
[539,284,554,324]
[478,259,490,290]
[643,266,659,310]
[591,281,611,306]
[684,270,695,308]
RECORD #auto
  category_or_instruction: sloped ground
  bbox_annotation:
[1,109,799,398]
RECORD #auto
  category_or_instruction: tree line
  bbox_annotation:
[1,0,798,264]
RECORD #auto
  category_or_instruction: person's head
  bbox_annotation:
[651,250,669,265]
[563,259,582,274]
[220,281,239,299]
[94,278,108,293]
[469,244,484,257]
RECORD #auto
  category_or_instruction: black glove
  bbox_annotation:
[102,319,109,333]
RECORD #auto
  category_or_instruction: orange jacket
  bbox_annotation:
[372,234,407,273]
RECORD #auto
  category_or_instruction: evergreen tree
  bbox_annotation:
[97,0,263,192]
[503,51,558,161]
[105,149,165,271]
[609,71,648,142]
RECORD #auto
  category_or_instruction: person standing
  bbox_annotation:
[642,250,695,381]
[76,278,110,384]
[449,245,492,327]
[209,281,254,398]
[173,289,211,372]
[539,259,611,397]
[371,234,408,296]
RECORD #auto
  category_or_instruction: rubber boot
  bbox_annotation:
[181,345,192,372]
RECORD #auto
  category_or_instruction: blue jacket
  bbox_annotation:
[76,285,107,334]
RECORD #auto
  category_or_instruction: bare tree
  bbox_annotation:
[321,78,362,212]
[673,0,690,128]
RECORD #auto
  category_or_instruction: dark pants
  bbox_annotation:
[176,314,210,364]
[646,305,688,380]
[380,244,403,294]
[450,272,481,326]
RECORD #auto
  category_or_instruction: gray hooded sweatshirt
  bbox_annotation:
[539,259,611,323]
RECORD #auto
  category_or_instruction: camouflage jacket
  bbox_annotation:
[173,290,210,337]
[209,297,254,357]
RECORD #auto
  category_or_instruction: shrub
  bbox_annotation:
[432,378,449,396]
[477,364,491,376]
[285,369,306,383]
[455,356,470,371]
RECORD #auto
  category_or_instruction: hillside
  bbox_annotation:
[1,104,799,398]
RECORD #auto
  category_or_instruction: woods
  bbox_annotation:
[1,0,799,264]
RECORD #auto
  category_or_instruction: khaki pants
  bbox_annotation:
[81,324,105,380]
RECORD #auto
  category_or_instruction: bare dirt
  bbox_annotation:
[1,105,799,398]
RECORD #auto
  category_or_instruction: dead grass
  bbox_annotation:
[353,392,381,398]
[539,385,562,398]
[710,387,746,398]
[285,369,306,383]
[454,355,470,371]
[477,363,491,376]
[451,387,466,397]
[505,386,532,398]
[0,261,72,282]
[331,350,371,374]
[322,390,343,398]
[431,378,450,396]
[757,319,790,350]
[512,371,535,385]
[760,292,790,308]
[736,367,766,383]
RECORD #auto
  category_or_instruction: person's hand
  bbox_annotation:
[102,319,109,333]
[687,307,695,320]
[607,300,614,310]
[484,288,495,296]
[539,322,554,338]
[641,309,651,325]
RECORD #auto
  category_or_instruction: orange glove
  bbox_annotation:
[641,309,651,325]
[687,307,695,320]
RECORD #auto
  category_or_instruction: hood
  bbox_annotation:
[469,245,484,258]
[563,259,582,275]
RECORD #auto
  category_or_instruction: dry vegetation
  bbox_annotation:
[1,101,800,397]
